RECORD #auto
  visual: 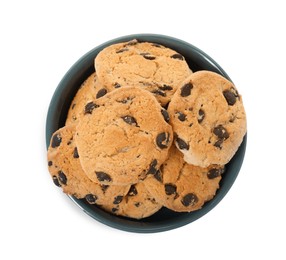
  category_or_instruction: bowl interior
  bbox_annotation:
[46,34,247,233]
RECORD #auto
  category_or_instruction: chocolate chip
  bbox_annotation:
[71,103,76,109]
[114,82,121,88]
[180,82,193,97]
[58,170,67,185]
[181,193,198,207]
[154,170,163,182]
[73,147,79,158]
[112,207,118,213]
[121,115,138,126]
[128,185,138,196]
[159,84,173,91]
[171,53,184,60]
[48,161,53,167]
[214,139,224,149]
[176,136,189,150]
[165,184,177,195]
[223,89,237,105]
[117,96,133,104]
[147,159,158,175]
[161,109,170,123]
[198,109,205,123]
[143,55,156,60]
[177,112,186,121]
[213,125,229,139]
[113,195,123,204]
[84,101,98,114]
[152,89,166,97]
[85,194,98,204]
[52,176,61,187]
[116,48,129,53]
[51,133,62,148]
[140,53,156,60]
[134,202,141,207]
[100,185,109,193]
[156,132,170,149]
[207,167,224,179]
[148,198,157,204]
[96,88,107,99]
[96,171,112,182]
[213,125,229,149]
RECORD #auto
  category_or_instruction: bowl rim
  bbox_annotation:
[46,33,247,233]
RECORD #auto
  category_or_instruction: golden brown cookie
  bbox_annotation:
[168,71,247,167]
[100,182,162,219]
[75,86,173,185]
[94,39,192,106]
[65,72,108,125]
[47,125,129,204]
[143,145,224,212]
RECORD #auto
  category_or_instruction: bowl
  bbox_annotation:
[46,34,247,233]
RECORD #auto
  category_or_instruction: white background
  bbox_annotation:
[1,0,285,259]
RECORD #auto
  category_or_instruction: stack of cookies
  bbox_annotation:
[47,39,246,219]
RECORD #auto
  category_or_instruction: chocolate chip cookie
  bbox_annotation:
[66,72,108,125]
[100,182,162,219]
[168,71,246,167]
[143,145,224,212]
[75,86,173,185]
[94,39,192,106]
[47,125,129,204]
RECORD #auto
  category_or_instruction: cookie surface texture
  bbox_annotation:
[65,72,108,125]
[47,125,129,204]
[168,71,247,167]
[143,145,223,212]
[94,39,192,106]
[75,86,173,185]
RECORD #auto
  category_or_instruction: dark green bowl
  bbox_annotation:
[46,34,247,233]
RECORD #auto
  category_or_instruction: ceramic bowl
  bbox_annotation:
[46,34,247,233]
